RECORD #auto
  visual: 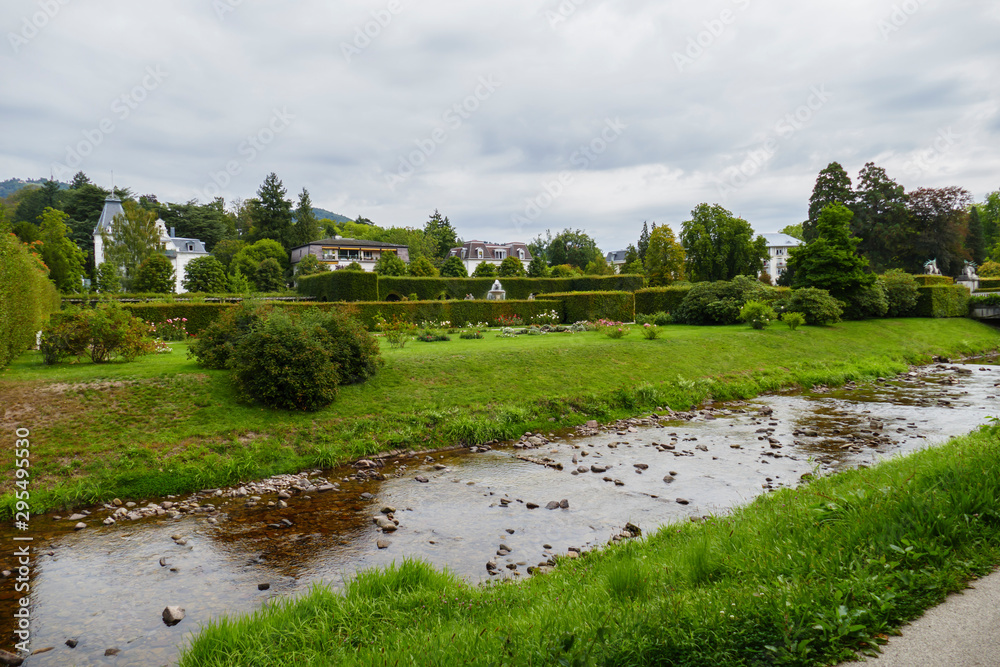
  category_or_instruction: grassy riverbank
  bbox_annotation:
[179,421,1000,666]
[1,318,998,516]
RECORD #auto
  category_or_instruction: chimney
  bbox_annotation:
[170,227,175,238]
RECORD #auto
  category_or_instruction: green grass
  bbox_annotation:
[1,318,999,517]
[178,422,1000,666]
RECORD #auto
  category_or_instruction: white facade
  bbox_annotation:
[761,232,803,280]
[93,194,209,293]
[447,240,532,274]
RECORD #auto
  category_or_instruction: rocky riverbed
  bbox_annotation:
[1,358,997,666]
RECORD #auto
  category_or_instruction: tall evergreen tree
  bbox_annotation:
[70,171,91,189]
[249,173,294,251]
[967,206,986,266]
[787,203,874,299]
[849,162,908,272]
[805,162,854,242]
[291,188,320,248]
[423,209,459,260]
[637,221,650,262]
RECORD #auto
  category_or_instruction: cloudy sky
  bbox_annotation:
[3,0,998,252]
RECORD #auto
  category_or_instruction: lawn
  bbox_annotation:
[1,318,998,515]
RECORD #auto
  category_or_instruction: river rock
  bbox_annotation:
[559,499,569,509]
[30,647,53,656]
[104,649,120,657]
[590,464,608,473]
[415,476,429,483]
[74,522,87,530]
[162,606,185,625]
[676,498,690,505]
[377,538,390,549]
[67,513,86,521]
[102,517,115,526]
[0,649,23,666]
[65,639,78,648]
[634,463,649,470]
[525,502,539,509]
[258,583,270,590]
[545,501,560,510]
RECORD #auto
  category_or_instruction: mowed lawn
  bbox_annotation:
[1,317,998,512]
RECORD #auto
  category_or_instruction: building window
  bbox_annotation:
[461,248,467,259]
[363,251,374,261]
[495,250,506,260]
[517,249,524,260]
[323,249,337,261]
[477,248,483,259]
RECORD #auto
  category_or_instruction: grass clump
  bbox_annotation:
[179,423,1000,666]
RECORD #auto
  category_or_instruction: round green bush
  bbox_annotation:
[739,300,777,329]
[881,269,919,317]
[777,288,843,325]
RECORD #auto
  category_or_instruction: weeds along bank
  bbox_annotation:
[178,422,1000,666]
[1,318,998,519]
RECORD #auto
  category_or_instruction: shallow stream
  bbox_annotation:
[2,360,998,666]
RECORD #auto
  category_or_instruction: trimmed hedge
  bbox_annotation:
[977,278,1000,291]
[298,271,378,302]
[912,274,953,286]
[123,303,241,336]
[543,291,634,323]
[914,284,970,318]
[1,232,60,368]
[634,286,692,316]
[297,272,645,302]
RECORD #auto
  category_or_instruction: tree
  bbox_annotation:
[63,183,111,257]
[498,256,527,277]
[805,162,853,242]
[230,239,289,279]
[158,198,230,252]
[102,200,163,292]
[290,188,321,249]
[294,253,329,278]
[637,222,651,263]
[471,261,497,277]
[623,244,640,267]
[526,254,548,277]
[70,172,91,189]
[38,207,86,293]
[583,258,614,275]
[212,239,246,273]
[546,229,602,269]
[373,252,407,276]
[904,186,972,276]
[440,255,468,277]
[14,179,63,225]
[254,257,284,292]
[96,262,121,293]
[343,261,364,271]
[850,162,908,272]
[408,256,439,277]
[980,191,1000,253]
[787,203,875,301]
[228,268,253,293]
[423,209,459,260]
[967,206,987,266]
[133,253,176,293]
[249,173,294,251]
[679,203,767,282]
[644,224,686,286]
[182,256,228,293]
[779,223,804,241]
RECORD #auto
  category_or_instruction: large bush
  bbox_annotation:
[882,270,920,317]
[673,276,767,325]
[183,256,229,293]
[40,303,157,364]
[133,253,176,293]
[840,280,888,320]
[188,302,269,369]
[776,288,843,325]
[0,232,60,368]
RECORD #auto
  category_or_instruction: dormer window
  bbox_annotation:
[517,249,524,260]
[477,248,483,259]
[495,250,506,260]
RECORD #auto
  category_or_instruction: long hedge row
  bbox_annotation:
[297,272,646,303]
[542,291,634,323]
[0,232,60,368]
[915,284,971,317]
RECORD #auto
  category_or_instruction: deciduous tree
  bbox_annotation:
[644,224,685,286]
[182,256,228,293]
[440,255,468,277]
[38,207,86,293]
[499,255,527,277]
[102,200,164,292]
[680,203,767,282]
[133,253,176,293]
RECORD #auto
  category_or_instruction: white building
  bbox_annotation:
[93,194,209,293]
[291,237,410,272]
[447,240,532,274]
[761,232,803,280]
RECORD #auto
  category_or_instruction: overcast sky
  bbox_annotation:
[3,0,998,252]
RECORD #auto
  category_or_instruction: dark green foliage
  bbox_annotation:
[306,307,383,385]
[543,228,604,269]
[372,276,645,303]
[841,280,888,320]
[850,162,909,273]
[912,274,953,286]
[344,262,364,272]
[422,210,459,260]
[230,310,342,411]
[42,302,156,364]
[254,257,285,292]
[526,254,549,277]
[231,239,289,277]
[542,291,634,324]
[294,254,329,278]
[440,255,468,277]
[978,278,1000,290]
[249,173,294,251]
[674,276,768,325]
[680,204,768,282]
[373,252,407,276]
[788,204,876,302]
[133,253,176,293]
[407,256,439,277]
[904,187,973,276]
[777,288,843,325]
[298,271,379,302]
[211,239,246,272]
[157,198,230,252]
[187,302,268,368]
[634,286,692,316]
[95,262,121,293]
[914,285,971,318]
[882,270,920,317]
[967,206,986,265]
[471,261,497,277]
[498,256,526,277]
[1,231,60,367]
[290,188,321,249]
[637,221,650,263]
[805,162,854,242]
[182,256,228,293]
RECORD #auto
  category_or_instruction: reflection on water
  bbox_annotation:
[2,363,997,665]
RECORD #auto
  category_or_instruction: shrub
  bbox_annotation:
[133,253,176,293]
[543,291,634,323]
[0,232,60,368]
[229,310,341,411]
[302,308,382,385]
[597,319,630,339]
[408,256,439,277]
[254,257,285,292]
[41,303,157,364]
[39,316,90,365]
[914,285,970,318]
[674,276,767,325]
[471,262,497,277]
[373,253,407,276]
[977,261,1000,278]
[781,311,806,330]
[739,300,777,329]
[188,302,269,369]
[881,269,920,317]
[150,318,190,341]
[183,256,228,293]
[374,315,417,349]
[228,268,253,294]
[498,256,527,277]
[530,309,560,326]
[294,254,329,278]
[459,330,484,339]
[640,323,660,339]
[840,280,888,320]
[636,311,672,326]
[496,314,525,327]
[344,261,364,272]
[777,288,843,325]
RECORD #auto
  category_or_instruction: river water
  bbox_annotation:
[2,360,998,666]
